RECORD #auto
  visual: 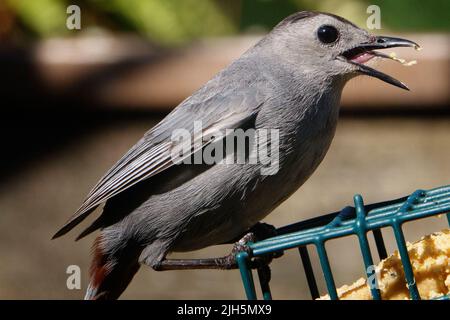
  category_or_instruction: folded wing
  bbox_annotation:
[52,88,264,239]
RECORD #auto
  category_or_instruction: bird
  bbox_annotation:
[53,11,418,300]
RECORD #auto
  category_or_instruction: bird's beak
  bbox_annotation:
[341,35,420,90]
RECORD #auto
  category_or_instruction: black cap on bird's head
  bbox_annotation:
[271,11,420,90]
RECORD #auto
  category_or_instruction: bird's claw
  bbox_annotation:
[231,232,255,256]
[232,229,281,270]
[249,222,278,241]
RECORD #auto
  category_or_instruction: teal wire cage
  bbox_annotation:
[236,185,450,300]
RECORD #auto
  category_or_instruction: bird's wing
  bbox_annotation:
[53,88,264,239]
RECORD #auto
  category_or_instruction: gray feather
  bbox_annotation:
[53,81,265,239]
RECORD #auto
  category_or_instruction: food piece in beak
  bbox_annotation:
[341,35,420,90]
[373,51,417,67]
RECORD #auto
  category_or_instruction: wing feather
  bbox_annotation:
[52,88,264,239]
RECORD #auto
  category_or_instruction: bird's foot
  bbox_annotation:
[233,228,282,269]
[249,222,278,241]
[232,232,255,254]
[236,231,274,283]
[231,232,273,284]
[223,231,256,269]
[248,222,283,260]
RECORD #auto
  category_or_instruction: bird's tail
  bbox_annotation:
[84,234,142,300]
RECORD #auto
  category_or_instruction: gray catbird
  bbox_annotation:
[53,11,418,299]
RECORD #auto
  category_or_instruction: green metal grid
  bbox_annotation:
[236,185,450,300]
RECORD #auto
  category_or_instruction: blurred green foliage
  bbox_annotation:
[3,0,450,44]
[88,0,236,44]
[369,0,450,31]
[7,0,68,36]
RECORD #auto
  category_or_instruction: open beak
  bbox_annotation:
[341,36,420,90]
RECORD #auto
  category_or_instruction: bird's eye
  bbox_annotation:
[317,25,339,44]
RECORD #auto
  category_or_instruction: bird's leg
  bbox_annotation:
[326,206,356,228]
[152,233,255,271]
[151,224,281,276]
[152,256,237,271]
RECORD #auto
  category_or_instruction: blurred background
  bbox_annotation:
[0,0,449,299]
